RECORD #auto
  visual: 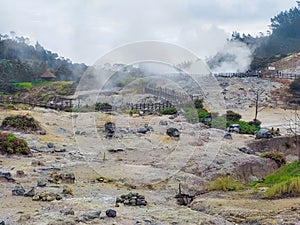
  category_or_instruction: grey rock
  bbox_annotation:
[0,171,15,182]
[106,209,116,218]
[159,120,168,126]
[24,187,35,197]
[12,185,25,196]
[47,142,54,148]
[137,127,148,134]
[37,180,47,187]
[104,122,116,138]
[166,128,180,138]
[82,210,101,220]
[224,133,232,139]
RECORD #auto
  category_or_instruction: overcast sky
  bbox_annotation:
[0,0,298,65]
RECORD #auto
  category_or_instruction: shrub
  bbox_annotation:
[228,120,259,134]
[0,132,31,155]
[248,119,262,126]
[197,108,210,122]
[160,107,177,115]
[262,177,300,199]
[260,152,286,167]
[226,110,241,122]
[194,99,204,109]
[205,176,245,191]
[95,102,113,111]
[1,115,41,132]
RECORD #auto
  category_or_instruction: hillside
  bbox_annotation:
[263,52,300,74]
[0,34,87,94]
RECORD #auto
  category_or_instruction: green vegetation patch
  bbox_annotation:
[1,115,41,132]
[262,177,300,199]
[205,176,245,191]
[0,132,31,155]
[160,107,177,115]
[227,120,260,134]
[262,161,300,185]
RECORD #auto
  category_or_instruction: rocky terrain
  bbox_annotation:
[0,106,300,225]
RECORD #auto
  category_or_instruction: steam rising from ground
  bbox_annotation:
[207,40,254,73]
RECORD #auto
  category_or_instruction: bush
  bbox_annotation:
[249,119,262,126]
[194,99,204,109]
[0,132,31,155]
[95,102,113,111]
[197,108,210,122]
[1,115,41,132]
[160,107,177,115]
[226,110,241,122]
[205,176,245,191]
[262,177,300,199]
[260,152,286,167]
[228,120,259,134]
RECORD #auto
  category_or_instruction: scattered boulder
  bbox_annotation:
[0,221,5,225]
[62,186,73,195]
[47,142,54,148]
[24,187,36,197]
[12,185,25,196]
[32,192,62,201]
[108,148,124,153]
[104,122,116,138]
[49,172,75,184]
[166,128,180,138]
[0,172,15,182]
[224,133,232,139]
[82,210,101,221]
[106,209,116,218]
[60,208,75,216]
[37,180,47,187]
[16,170,26,177]
[137,127,148,134]
[116,192,147,206]
[238,147,255,155]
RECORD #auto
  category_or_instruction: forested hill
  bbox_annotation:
[208,5,300,71]
[251,6,300,69]
[0,34,87,84]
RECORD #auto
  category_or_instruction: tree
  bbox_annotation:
[250,87,265,122]
[284,109,300,163]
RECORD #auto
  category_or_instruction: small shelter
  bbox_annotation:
[40,71,56,81]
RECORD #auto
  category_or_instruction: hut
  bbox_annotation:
[40,71,56,81]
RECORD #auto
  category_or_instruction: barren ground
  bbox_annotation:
[0,108,300,225]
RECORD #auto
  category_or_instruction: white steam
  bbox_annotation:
[208,40,254,73]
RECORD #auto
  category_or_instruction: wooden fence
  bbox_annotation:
[0,95,74,110]
[125,101,174,111]
[144,84,203,105]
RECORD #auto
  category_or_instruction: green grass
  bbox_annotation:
[250,161,300,199]
[205,176,245,191]
[262,177,300,198]
[263,161,300,185]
